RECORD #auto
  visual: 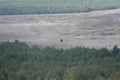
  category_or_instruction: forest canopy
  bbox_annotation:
[0,0,120,15]
[0,41,120,80]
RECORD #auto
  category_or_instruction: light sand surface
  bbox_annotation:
[0,9,120,48]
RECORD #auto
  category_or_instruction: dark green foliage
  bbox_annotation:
[0,41,120,80]
[112,45,120,55]
[0,0,120,15]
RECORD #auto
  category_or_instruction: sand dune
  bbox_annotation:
[0,9,120,48]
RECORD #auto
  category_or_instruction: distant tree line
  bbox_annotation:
[0,0,120,15]
[0,40,120,80]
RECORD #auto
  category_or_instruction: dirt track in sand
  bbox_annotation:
[0,9,120,48]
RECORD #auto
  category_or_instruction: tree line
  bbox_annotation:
[0,40,120,80]
[0,0,120,15]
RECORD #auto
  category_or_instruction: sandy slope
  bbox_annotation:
[0,9,120,48]
[87,8,120,16]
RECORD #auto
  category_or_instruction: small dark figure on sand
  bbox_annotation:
[60,39,63,42]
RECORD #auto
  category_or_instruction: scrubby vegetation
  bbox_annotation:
[0,0,120,15]
[0,40,120,80]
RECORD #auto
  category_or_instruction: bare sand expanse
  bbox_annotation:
[0,9,120,48]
